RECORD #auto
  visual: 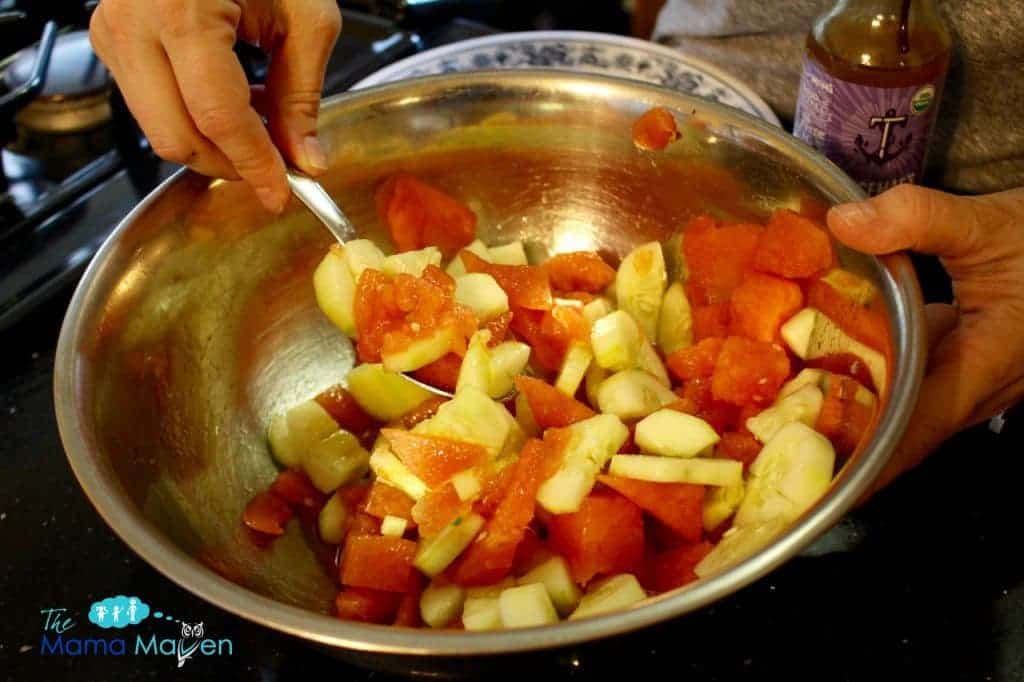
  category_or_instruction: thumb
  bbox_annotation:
[264,1,342,176]
[826,184,988,260]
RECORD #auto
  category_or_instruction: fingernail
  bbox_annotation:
[256,186,287,214]
[831,202,878,228]
[304,135,329,173]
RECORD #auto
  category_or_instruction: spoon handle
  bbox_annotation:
[285,169,358,243]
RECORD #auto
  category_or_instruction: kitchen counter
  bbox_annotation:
[2,289,1022,680]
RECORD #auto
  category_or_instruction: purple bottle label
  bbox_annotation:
[794,56,943,196]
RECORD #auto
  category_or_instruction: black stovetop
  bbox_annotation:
[1,5,1022,682]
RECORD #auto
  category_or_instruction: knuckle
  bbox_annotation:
[276,90,321,119]
[192,106,241,141]
[148,135,196,165]
[307,2,343,38]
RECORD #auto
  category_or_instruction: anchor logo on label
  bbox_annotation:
[854,108,912,165]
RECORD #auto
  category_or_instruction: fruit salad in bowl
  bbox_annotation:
[244,162,891,631]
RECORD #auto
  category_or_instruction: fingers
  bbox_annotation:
[827,184,993,260]
[159,4,289,212]
[263,0,341,175]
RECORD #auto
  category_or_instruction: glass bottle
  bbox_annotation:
[793,0,951,196]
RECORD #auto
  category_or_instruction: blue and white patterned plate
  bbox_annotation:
[354,30,781,127]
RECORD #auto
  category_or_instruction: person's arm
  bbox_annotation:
[89,0,342,213]
[828,184,1024,491]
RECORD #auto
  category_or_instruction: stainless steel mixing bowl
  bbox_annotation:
[55,71,925,662]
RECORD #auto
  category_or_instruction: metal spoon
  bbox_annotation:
[286,169,459,399]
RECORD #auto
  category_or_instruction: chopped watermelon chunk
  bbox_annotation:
[814,373,876,455]
[668,378,741,434]
[315,385,379,439]
[632,106,680,151]
[393,573,425,627]
[387,395,447,430]
[597,475,705,543]
[412,353,462,393]
[461,251,553,311]
[268,470,325,511]
[753,209,834,279]
[542,252,616,293]
[666,337,725,382]
[647,541,714,592]
[340,534,418,593]
[805,354,878,393]
[449,438,550,585]
[383,429,487,488]
[483,311,514,345]
[376,173,477,257]
[243,492,293,536]
[547,489,645,585]
[692,303,732,341]
[335,587,402,624]
[729,272,804,343]
[515,376,596,428]
[363,481,416,524]
[509,308,561,371]
[711,336,791,406]
[717,431,762,469]
[412,482,469,537]
[683,215,762,303]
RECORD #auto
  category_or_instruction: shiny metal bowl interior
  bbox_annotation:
[55,71,925,658]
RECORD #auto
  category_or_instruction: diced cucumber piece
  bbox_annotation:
[488,240,528,265]
[462,597,502,631]
[268,400,338,469]
[346,363,434,421]
[584,363,608,409]
[489,342,531,399]
[455,272,509,321]
[381,515,409,538]
[317,490,349,544]
[451,469,482,501]
[466,578,516,599]
[582,296,616,326]
[416,386,514,458]
[457,330,492,395]
[301,430,369,493]
[381,246,442,277]
[734,422,835,528]
[569,574,646,620]
[555,343,593,396]
[595,369,677,420]
[536,414,629,514]
[776,368,826,400]
[694,518,788,579]
[657,281,693,355]
[634,409,720,458]
[499,583,559,628]
[662,232,689,283]
[636,339,670,387]
[420,583,466,628]
[414,513,486,577]
[608,454,742,487]
[590,310,642,371]
[313,246,358,338]
[517,556,581,616]
[446,239,490,277]
[781,307,887,393]
[615,242,666,340]
[369,447,427,500]
[381,326,456,373]
[703,480,745,532]
[746,385,824,443]
[515,390,541,437]
[343,239,385,279]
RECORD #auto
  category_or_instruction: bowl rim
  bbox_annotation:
[54,69,925,656]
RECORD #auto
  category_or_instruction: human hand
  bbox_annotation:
[828,184,1024,490]
[89,0,342,213]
